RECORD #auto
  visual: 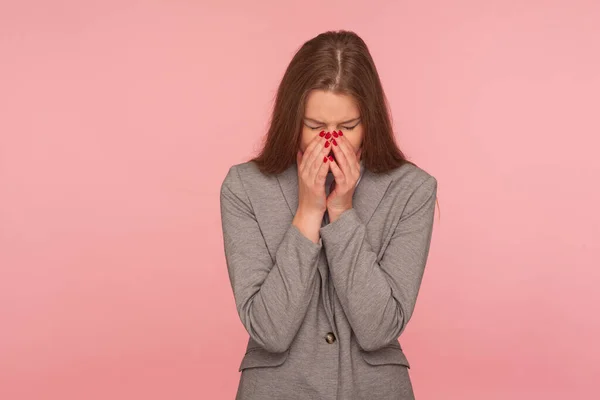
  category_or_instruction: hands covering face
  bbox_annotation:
[322,130,362,220]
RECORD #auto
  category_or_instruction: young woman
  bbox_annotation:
[220,30,437,400]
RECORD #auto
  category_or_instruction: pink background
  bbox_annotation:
[1,1,599,399]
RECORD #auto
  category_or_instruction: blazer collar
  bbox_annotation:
[276,161,393,225]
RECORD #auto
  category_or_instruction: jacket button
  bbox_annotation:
[325,332,336,344]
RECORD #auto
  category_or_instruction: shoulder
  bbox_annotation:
[220,160,277,195]
[386,161,437,202]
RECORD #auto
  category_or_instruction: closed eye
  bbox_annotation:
[303,122,323,130]
[303,120,361,130]
[341,121,361,130]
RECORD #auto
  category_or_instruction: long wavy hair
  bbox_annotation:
[250,30,413,175]
[250,30,440,217]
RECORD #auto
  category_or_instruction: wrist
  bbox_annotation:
[327,205,351,222]
[295,206,325,222]
[293,208,324,244]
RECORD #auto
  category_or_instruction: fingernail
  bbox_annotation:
[338,131,344,137]
[328,155,334,162]
[319,131,326,137]
[325,141,330,148]
[325,132,332,139]
[332,131,339,138]
[323,156,327,163]
[332,139,337,146]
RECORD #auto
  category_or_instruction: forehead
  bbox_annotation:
[304,90,359,121]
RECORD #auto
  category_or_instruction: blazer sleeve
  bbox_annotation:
[220,165,323,353]
[319,175,437,352]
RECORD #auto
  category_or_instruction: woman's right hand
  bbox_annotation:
[293,133,331,243]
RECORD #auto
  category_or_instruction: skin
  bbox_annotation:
[292,90,364,244]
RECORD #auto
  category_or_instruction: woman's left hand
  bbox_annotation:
[326,131,362,222]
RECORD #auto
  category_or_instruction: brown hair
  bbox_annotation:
[250,30,415,175]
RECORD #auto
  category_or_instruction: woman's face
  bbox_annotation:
[300,90,364,159]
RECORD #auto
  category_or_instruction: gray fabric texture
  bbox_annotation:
[220,159,437,400]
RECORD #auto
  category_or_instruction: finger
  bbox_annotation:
[329,157,343,183]
[316,151,330,184]
[299,132,325,174]
[334,132,359,176]
[330,134,350,179]
[309,134,332,181]
[307,133,327,168]
[337,131,357,168]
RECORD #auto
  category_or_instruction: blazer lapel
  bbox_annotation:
[277,163,393,226]
[277,162,299,217]
[352,168,393,225]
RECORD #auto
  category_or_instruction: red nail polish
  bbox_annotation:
[328,155,334,162]
[323,156,327,163]
[325,141,330,148]
[319,131,325,137]
[332,139,337,146]
[325,132,332,139]
[338,131,343,137]
[332,131,339,138]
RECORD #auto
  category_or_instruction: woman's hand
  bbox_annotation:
[326,131,362,222]
[293,132,331,243]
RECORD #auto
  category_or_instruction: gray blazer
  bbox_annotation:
[220,160,437,400]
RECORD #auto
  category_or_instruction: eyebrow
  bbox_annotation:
[303,117,361,125]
